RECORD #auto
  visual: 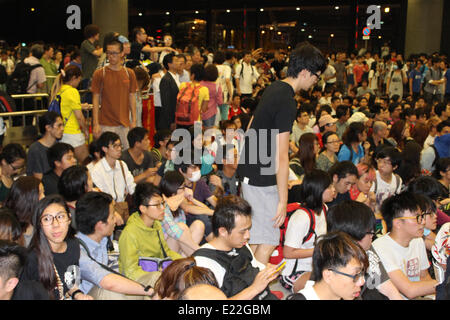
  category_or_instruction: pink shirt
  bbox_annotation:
[200,80,223,120]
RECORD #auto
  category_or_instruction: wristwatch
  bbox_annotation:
[71,289,83,300]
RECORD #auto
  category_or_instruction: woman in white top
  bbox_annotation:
[280,169,336,291]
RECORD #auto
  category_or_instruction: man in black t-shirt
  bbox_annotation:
[129,27,176,65]
[237,43,327,264]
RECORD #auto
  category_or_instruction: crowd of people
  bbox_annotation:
[0,23,449,301]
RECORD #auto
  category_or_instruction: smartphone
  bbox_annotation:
[271,261,286,276]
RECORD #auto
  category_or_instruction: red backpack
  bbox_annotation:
[269,203,327,265]
[175,83,201,126]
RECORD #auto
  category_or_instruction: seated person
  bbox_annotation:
[152,257,219,300]
[326,200,404,300]
[118,183,181,282]
[42,143,77,196]
[0,240,49,300]
[370,146,403,214]
[121,127,157,184]
[326,161,358,208]
[372,191,438,299]
[209,144,239,196]
[0,143,26,204]
[160,170,208,256]
[154,139,177,186]
[282,170,335,292]
[90,132,136,220]
[193,195,280,300]
[26,111,64,180]
[178,283,227,300]
[75,191,155,299]
[151,129,171,167]
[287,232,368,300]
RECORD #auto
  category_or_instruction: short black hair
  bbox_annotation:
[336,105,349,119]
[47,142,74,169]
[437,120,450,133]
[212,195,252,237]
[0,240,27,281]
[75,192,113,235]
[407,176,444,201]
[287,43,327,78]
[190,63,205,81]
[134,182,162,212]
[203,64,219,82]
[0,143,26,164]
[380,191,420,232]
[84,24,100,39]
[38,111,62,135]
[97,131,121,157]
[375,146,402,169]
[153,129,171,148]
[328,161,358,180]
[311,232,368,282]
[127,127,148,149]
[58,165,88,202]
[163,52,176,70]
[327,200,376,241]
[159,170,184,197]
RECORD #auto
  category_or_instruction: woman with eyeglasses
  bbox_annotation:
[287,231,369,300]
[119,182,182,284]
[316,132,340,172]
[414,194,438,252]
[21,195,93,300]
[159,170,207,256]
[0,143,26,205]
[325,200,404,300]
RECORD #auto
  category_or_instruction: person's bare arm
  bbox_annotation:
[387,269,437,299]
[273,132,290,228]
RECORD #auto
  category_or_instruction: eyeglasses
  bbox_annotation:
[329,269,365,283]
[376,158,392,166]
[110,143,122,149]
[143,201,166,209]
[366,231,376,238]
[106,51,121,56]
[41,212,70,226]
[395,212,427,224]
[9,163,24,172]
[309,70,321,79]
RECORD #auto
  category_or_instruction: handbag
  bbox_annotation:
[114,161,134,222]
[138,230,173,272]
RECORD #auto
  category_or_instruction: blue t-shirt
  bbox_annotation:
[409,69,423,93]
[337,144,364,165]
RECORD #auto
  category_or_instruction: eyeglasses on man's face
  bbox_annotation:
[143,201,166,209]
[328,268,365,283]
[394,211,430,224]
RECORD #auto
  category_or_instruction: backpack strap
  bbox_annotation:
[301,207,317,244]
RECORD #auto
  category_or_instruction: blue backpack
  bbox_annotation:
[48,88,72,123]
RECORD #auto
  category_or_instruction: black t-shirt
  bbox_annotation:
[326,191,351,208]
[22,238,81,299]
[129,42,150,62]
[120,149,155,178]
[11,280,50,300]
[42,170,60,196]
[237,81,297,186]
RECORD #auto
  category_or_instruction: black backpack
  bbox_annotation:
[193,246,278,300]
[0,64,7,85]
[6,62,42,95]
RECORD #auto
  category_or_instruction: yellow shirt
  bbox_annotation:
[179,82,209,121]
[59,84,82,134]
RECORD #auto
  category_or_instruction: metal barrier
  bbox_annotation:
[1,109,48,148]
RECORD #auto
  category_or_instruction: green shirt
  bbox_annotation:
[39,57,58,93]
